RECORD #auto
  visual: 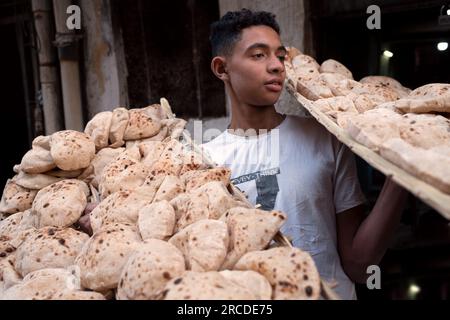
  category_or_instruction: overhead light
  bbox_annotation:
[383,50,394,58]
[409,284,420,294]
[408,283,421,299]
[437,42,449,51]
[447,9,450,15]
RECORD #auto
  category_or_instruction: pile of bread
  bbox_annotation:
[0,101,321,300]
[286,47,450,194]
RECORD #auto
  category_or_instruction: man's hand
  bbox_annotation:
[77,202,98,236]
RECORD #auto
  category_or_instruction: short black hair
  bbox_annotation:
[210,9,281,57]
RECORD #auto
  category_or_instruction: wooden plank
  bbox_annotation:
[285,83,450,220]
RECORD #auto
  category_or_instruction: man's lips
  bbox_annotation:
[264,79,283,92]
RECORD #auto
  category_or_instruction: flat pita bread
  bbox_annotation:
[0,210,36,241]
[138,200,176,241]
[147,140,186,179]
[196,182,246,220]
[292,55,321,80]
[179,151,209,175]
[380,138,450,194]
[116,145,142,161]
[429,145,450,158]
[45,169,83,179]
[286,47,302,63]
[90,184,157,233]
[360,76,411,98]
[19,136,56,174]
[219,207,287,270]
[348,93,379,113]
[32,180,89,228]
[14,227,89,277]
[336,112,360,130]
[172,182,244,232]
[219,270,272,300]
[52,290,106,300]
[0,256,22,295]
[1,268,81,300]
[346,109,403,151]
[0,180,37,215]
[116,239,185,300]
[173,191,210,232]
[75,222,142,291]
[84,111,113,150]
[123,109,162,141]
[98,156,149,199]
[126,127,169,148]
[78,147,125,188]
[313,96,358,114]
[395,84,450,113]
[139,141,166,168]
[158,271,257,300]
[169,219,228,272]
[399,114,450,149]
[181,167,231,190]
[153,175,185,202]
[11,171,64,190]
[318,73,353,96]
[109,107,129,148]
[161,118,187,140]
[235,247,321,300]
[319,59,353,80]
[50,131,96,171]
[0,240,17,261]
[296,78,334,101]
[141,104,169,121]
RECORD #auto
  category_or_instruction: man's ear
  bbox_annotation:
[211,56,229,81]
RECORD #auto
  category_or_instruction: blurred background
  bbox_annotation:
[0,0,449,300]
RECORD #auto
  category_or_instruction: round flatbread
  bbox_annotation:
[0,180,37,215]
[75,223,141,291]
[50,131,96,171]
[14,227,89,277]
[32,180,89,228]
[235,247,321,300]
[116,239,185,300]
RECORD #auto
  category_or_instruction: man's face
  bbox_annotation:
[226,25,287,106]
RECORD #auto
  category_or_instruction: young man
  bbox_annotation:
[202,9,408,300]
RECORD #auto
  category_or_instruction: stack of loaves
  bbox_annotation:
[0,100,322,300]
[286,47,450,194]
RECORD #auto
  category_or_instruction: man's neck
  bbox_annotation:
[228,98,285,134]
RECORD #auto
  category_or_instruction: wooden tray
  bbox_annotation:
[284,82,450,220]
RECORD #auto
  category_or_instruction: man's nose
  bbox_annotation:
[268,55,285,74]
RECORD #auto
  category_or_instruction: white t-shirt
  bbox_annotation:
[202,115,366,300]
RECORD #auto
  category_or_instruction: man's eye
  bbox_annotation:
[253,53,265,59]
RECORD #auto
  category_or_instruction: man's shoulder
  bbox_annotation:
[202,130,227,148]
[284,115,334,139]
[283,115,344,158]
[201,130,230,161]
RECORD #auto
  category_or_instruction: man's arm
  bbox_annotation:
[336,177,409,284]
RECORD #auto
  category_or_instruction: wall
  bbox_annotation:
[219,0,306,51]
[81,0,129,119]
[116,0,225,119]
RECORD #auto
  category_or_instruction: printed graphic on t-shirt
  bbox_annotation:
[231,168,280,211]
